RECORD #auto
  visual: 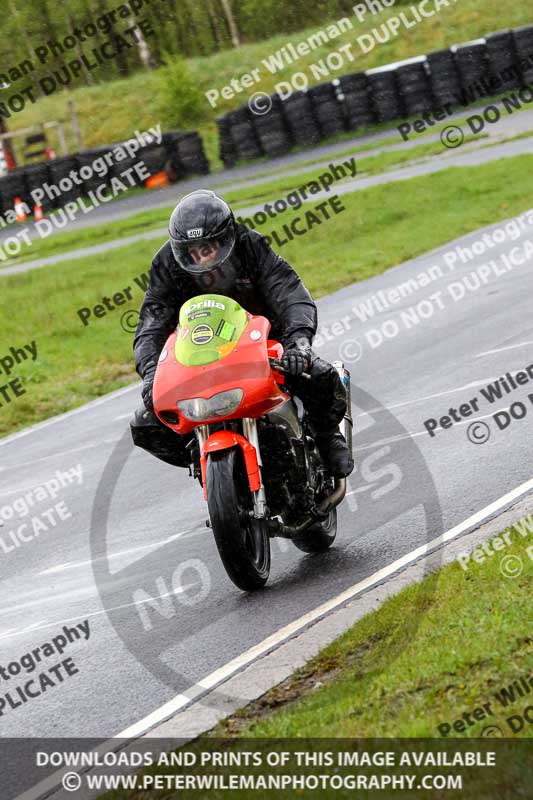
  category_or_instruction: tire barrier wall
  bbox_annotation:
[0,129,210,219]
[216,25,533,167]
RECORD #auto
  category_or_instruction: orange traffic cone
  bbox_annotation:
[145,171,170,189]
[14,197,27,223]
[34,204,44,221]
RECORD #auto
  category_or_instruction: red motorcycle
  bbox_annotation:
[153,293,352,590]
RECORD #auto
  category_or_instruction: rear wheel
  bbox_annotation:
[291,508,337,553]
[206,448,270,590]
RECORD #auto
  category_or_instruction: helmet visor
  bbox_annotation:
[170,227,235,275]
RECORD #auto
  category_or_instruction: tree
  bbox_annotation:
[220,0,240,47]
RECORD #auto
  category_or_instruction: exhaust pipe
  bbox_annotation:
[332,360,353,457]
[269,478,346,539]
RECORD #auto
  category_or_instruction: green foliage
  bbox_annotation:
[0,0,523,93]
[154,53,205,129]
[235,0,282,40]
[2,0,531,165]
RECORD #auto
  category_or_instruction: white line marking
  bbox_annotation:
[346,485,372,497]
[38,562,76,576]
[476,341,533,357]
[0,436,121,472]
[353,378,496,418]
[20,620,46,632]
[0,475,81,500]
[0,382,139,449]
[3,527,208,613]
[0,584,199,643]
[37,526,207,575]
[354,408,511,452]
[0,586,99,617]
[115,475,533,739]
[1,620,47,640]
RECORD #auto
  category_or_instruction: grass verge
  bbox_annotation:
[95,521,533,800]
[226,133,486,209]
[211,525,533,739]
[1,154,532,438]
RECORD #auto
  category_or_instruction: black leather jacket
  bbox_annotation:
[134,223,318,378]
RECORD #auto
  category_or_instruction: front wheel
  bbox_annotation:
[206,448,270,591]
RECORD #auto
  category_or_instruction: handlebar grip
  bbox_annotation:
[269,357,311,380]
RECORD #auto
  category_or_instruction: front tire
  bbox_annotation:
[206,448,270,591]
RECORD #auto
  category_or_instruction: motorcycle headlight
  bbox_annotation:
[177,389,244,421]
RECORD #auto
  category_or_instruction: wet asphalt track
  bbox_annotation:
[1,210,532,778]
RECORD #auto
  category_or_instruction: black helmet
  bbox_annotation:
[168,189,236,275]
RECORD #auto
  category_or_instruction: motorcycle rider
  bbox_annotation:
[131,189,354,478]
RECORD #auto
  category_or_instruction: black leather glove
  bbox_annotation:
[282,334,312,377]
[141,363,157,412]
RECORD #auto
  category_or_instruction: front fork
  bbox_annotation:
[195,419,268,519]
[242,418,268,518]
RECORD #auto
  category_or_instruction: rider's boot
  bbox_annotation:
[314,427,354,478]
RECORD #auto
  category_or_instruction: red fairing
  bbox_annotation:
[153,313,288,434]
[200,431,261,499]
